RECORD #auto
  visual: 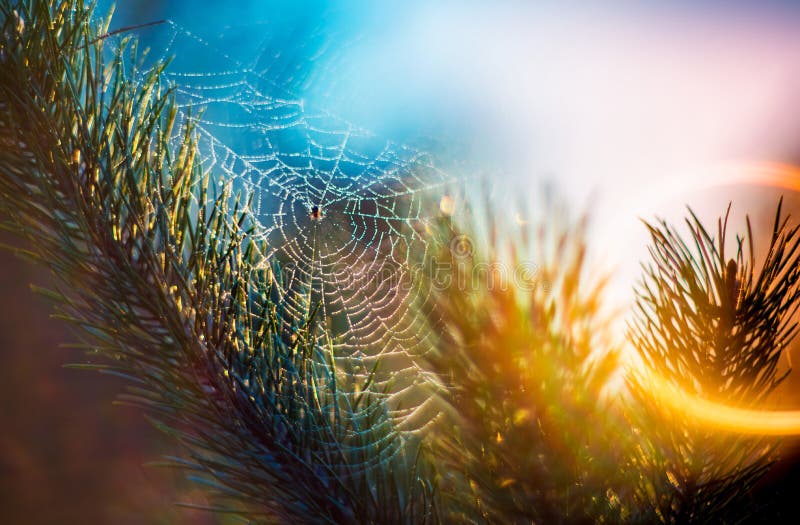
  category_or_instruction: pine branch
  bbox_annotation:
[626,201,800,523]
[0,1,436,522]
[420,201,625,523]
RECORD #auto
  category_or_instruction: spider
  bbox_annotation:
[309,205,323,221]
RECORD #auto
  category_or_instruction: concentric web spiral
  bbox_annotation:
[141,21,462,435]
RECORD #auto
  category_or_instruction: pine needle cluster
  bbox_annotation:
[626,204,800,523]
[421,206,624,524]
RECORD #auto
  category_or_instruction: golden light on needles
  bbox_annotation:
[643,369,800,436]
[628,160,800,436]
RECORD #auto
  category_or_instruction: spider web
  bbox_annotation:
[140,21,462,438]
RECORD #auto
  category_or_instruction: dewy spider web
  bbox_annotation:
[137,20,461,435]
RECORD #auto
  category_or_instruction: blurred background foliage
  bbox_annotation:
[0,216,220,525]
